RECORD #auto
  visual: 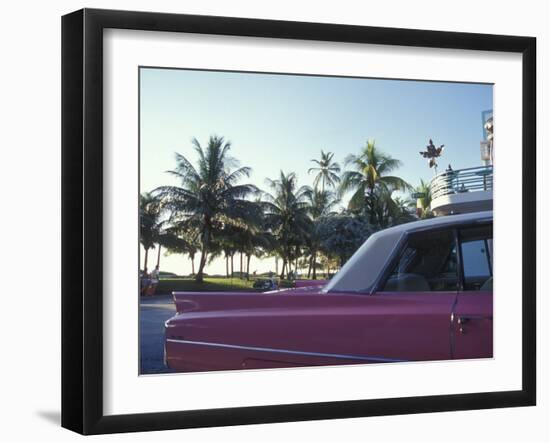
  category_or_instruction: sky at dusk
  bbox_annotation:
[139,67,493,276]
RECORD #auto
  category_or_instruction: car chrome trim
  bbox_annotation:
[449,295,459,359]
[166,339,407,363]
[454,227,465,292]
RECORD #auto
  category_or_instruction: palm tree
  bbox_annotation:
[308,188,338,219]
[154,136,259,282]
[183,232,200,275]
[140,192,163,273]
[306,189,338,279]
[263,171,312,279]
[217,226,239,278]
[161,225,200,276]
[413,179,433,219]
[239,226,273,280]
[339,140,411,226]
[141,194,197,275]
[308,150,341,192]
[387,196,416,226]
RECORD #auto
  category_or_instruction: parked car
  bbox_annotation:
[252,278,279,291]
[164,211,493,372]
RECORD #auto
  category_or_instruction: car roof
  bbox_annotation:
[324,210,493,293]
[370,210,493,237]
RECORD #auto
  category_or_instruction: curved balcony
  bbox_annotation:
[430,165,493,216]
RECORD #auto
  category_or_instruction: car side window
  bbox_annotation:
[459,225,493,291]
[381,229,458,292]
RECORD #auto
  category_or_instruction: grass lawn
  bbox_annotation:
[155,277,294,294]
[154,274,322,295]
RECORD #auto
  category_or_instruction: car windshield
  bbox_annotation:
[324,230,400,293]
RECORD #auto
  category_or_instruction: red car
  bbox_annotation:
[164,211,493,372]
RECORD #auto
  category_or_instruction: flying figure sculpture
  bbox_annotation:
[419,139,445,174]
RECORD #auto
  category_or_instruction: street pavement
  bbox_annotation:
[139,294,176,374]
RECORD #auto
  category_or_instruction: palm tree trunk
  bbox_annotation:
[307,256,312,279]
[246,254,251,280]
[226,255,229,277]
[196,249,207,282]
[190,253,195,275]
[286,256,292,280]
[312,251,317,280]
[196,227,210,282]
[280,259,286,280]
[156,244,162,268]
[240,252,243,278]
[275,257,278,275]
[143,248,149,273]
[230,253,234,277]
[366,189,377,225]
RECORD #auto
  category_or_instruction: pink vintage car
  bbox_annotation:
[164,211,493,372]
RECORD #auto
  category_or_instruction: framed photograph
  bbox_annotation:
[62,8,536,435]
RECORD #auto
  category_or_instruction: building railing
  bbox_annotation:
[430,165,493,201]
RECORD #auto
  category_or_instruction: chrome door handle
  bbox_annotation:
[458,315,493,323]
[457,315,493,333]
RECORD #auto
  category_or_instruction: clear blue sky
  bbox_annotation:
[140,67,493,275]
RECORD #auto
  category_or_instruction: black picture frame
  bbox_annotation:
[62,8,536,435]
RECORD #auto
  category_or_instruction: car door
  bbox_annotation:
[452,224,493,359]
[372,227,459,362]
